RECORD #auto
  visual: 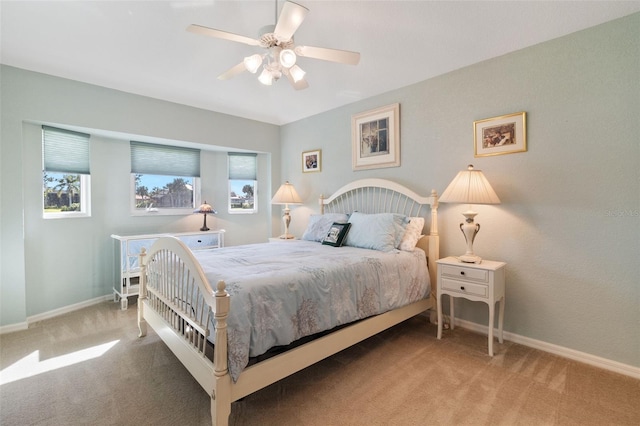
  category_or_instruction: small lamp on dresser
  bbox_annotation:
[194,201,216,231]
[271,181,303,239]
[439,165,500,263]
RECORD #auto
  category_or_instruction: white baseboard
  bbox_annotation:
[0,294,112,335]
[452,317,640,380]
[0,321,29,334]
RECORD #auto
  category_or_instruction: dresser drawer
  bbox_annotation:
[440,264,489,282]
[179,234,221,250]
[441,278,488,298]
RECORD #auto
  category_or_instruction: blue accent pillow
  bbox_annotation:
[302,213,349,242]
[344,212,407,252]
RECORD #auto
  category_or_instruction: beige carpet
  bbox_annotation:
[1,300,638,425]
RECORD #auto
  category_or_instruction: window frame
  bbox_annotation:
[129,141,202,216]
[130,174,202,216]
[43,173,91,219]
[42,126,91,219]
[228,153,258,215]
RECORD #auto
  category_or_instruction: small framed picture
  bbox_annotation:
[321,222,351,247]
[352,103,400,170]
[302,149,321,173]
[474,112,527,157]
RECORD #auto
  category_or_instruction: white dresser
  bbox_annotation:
[111,230,225,309]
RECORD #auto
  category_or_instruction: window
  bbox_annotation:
[130,141,201,215]
[228,153,257,214]
[42,126,91,218]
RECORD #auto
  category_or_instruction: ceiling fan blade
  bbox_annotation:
[285,72,309,90]
[274,1,309,42]
[217,62,247,80]
[295,45,360,65]
[187,24,261,46]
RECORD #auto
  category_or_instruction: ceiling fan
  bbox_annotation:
[187,0,360,90]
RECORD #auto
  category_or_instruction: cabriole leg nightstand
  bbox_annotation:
[436,257,506,356]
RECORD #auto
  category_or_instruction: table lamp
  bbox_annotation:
[439,165,500,263]
[194,201,216,231]
[271,181,302,239]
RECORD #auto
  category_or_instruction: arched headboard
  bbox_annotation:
[319,178,440,293]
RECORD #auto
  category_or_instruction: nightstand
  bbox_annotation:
[436,256,506,356]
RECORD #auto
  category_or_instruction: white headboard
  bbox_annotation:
[319,178,440,290]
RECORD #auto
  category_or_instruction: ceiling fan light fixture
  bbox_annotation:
[243,54,263,73]
[279,49,297,68]
[289,64,305,83]
[258,68,274,85]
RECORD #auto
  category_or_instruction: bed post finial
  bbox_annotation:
[319,194,325,215]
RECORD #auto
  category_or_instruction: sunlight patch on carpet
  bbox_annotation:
[0,340,119,385]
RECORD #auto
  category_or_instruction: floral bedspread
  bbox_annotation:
[192,240,430,382]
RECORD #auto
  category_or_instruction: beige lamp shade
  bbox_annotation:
[439,165,500,205]
[271,181,303,205]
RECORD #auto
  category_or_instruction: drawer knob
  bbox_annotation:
[460,286,466,291]
[460,271,465,275]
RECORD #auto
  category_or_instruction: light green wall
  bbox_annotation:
[281,14,639,367]
[0,66,280,324]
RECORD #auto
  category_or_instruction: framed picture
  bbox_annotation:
[302,149,321,173]
[321,222,352,247]
[474,111,527,157]
[352,103,400,170]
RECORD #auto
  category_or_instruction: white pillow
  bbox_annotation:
[344,212,407,252]
[398,217,425,251]
[301,213,349,242]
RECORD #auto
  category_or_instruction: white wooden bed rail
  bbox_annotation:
[137,179,440,426]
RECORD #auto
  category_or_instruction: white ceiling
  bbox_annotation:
[2,1,639,125]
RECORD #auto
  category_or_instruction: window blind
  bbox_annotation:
[43,126,91,174]
[130,141,200,177]
[228,152,257,180]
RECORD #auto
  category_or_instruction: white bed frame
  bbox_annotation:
[137,179,439,425]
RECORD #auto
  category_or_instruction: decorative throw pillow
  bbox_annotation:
[322,222,352,247]
[302,213,349,242]
[344,212,407,252]
[398,217,425,251]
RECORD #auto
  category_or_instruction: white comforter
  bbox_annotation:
[193,240,430,382]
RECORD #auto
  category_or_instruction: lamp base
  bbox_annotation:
[278,234,295,239]
[458,210,482,264]
[458,254,482,264]
[200,214,209,232]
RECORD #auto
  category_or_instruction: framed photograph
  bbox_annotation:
[352,103,400,170]
[302,149,321,173]
[321,222,352,247]
[474,111,527,157]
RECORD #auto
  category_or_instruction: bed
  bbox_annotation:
[137,178,440,425]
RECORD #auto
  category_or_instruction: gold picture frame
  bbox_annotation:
[474,111,527,157]
[352,103,400,170]
[302,149,321,173]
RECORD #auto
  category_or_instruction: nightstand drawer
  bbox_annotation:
[441,264,489,282]
[441,278,488,298]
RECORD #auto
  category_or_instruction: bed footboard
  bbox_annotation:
[137,237,233,425]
